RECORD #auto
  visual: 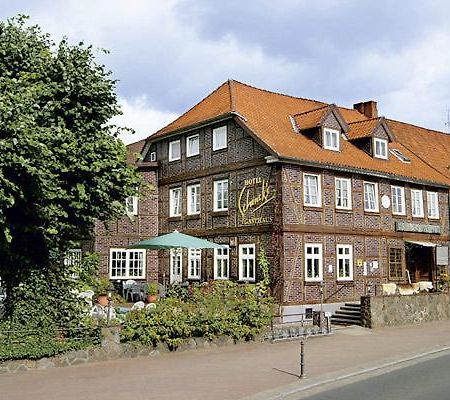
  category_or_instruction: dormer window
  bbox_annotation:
[374,138,388,159]
[324,128,339,151]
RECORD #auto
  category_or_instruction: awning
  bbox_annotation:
[405,240,437,248]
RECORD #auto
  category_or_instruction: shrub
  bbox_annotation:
[120,281,273,348]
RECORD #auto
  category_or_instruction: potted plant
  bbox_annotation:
[146,282,159,303]
[94,277,114,307]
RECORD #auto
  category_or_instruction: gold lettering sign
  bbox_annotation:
[238,177,276,225]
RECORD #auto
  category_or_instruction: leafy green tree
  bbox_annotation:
[0,16,140,316]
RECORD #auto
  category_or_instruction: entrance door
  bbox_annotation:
[170,249,182,284]
[406,244,434,282]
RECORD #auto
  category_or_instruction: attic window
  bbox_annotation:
[324,128,339,151]
[374,138,388,159]
[389,149,411,163]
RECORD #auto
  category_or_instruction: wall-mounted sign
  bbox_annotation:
[396,221,441,235]
[238,177,276,225]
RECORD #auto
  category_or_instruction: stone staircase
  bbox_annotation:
[331,302,362,326]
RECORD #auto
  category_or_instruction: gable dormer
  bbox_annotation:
[292,104,349,152]
[347,117,395,160]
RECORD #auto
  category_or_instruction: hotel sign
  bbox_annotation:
[395,221,441,235]
[238,177,276,225]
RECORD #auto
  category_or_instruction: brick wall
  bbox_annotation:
[92,168,159,282]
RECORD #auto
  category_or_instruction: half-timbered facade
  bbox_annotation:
[137,80,450,309]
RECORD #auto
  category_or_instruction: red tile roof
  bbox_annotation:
[126,139,146,165]
[148,80,450,187]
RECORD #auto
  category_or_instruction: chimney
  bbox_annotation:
[353,101,378,119]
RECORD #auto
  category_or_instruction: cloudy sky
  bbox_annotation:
[2,0,450,143]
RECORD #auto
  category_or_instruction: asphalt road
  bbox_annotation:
[301,353,450,400]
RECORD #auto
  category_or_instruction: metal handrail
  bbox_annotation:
[324,282,353,303]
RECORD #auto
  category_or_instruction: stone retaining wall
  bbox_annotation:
[0,322,331,374]
[361,292,450,328]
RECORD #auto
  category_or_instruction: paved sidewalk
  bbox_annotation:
[1,321,450,400]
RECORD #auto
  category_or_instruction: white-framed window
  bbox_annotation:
[212,126,227,151]
[305,244,323,282]
[411,189,424,218]
[169,187,182,217]
[168,139,181,162]
[391,186,405,215]
[239,244,256,281]
[187,184,201,215]
[186,134,199,157]
[337,245,353,281]
[364,182,379,212]
[324,128,340,151]
[214,246,229,280]
[150,151,157,162]
[125,195,138,215]
[110,248,146,279]
[374,138,388,159]
[188,248,201,279]
[335,177,352,210]
[303,173,321,207]
[213,179,228,211]
[427,191,439,219]
[170,249,182,283]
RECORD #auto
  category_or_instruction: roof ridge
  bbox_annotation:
[150,81,231,138]
[387,118,450,136]
[228,79,235,112]
[231,79,327,106]
[292,104,329,117]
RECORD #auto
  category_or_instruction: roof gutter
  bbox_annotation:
[268,155,450,189]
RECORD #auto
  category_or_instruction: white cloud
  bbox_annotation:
[353,30,450,131]
[112,96,178,144]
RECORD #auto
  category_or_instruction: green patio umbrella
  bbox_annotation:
[128,230,224,250]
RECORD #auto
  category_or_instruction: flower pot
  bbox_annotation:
[97,294,109,307]
[147,294,158,303]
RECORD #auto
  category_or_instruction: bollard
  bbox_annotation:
[300,339,305,378]
[107,292,112,325]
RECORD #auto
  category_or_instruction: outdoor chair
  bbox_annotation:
[127,283,145,302]
[145,303,157,310]
[122,279,137,299]
[131,301,145,311]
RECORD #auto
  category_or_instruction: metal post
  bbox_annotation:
[107,292,112,325]
[300,340,305,378]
